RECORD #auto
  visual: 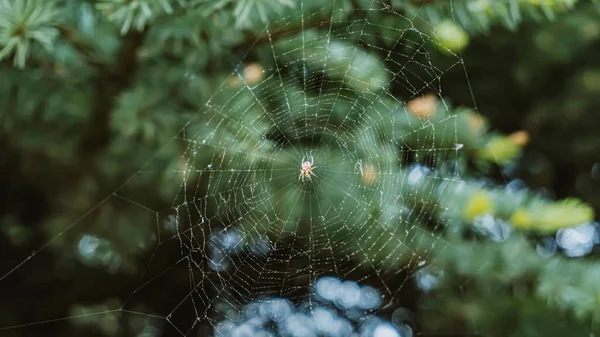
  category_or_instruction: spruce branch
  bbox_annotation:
[433,234,600,325]
[0,0,61,68]
[341,168,598,322]
[57,26,105,69]
[96,0,178,35]
[407,170,596,232]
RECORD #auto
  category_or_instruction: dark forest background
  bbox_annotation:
[1,1,600,336]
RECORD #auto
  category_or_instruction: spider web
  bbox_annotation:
[0,1,489,336]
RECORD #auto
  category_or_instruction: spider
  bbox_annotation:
[299,156,317,182]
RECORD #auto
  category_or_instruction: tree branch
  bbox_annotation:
[79,29,146,160]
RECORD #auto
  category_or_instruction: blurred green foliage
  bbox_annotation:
[1,0,600,337]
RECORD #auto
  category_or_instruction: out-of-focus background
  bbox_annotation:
[1,1,600,336]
